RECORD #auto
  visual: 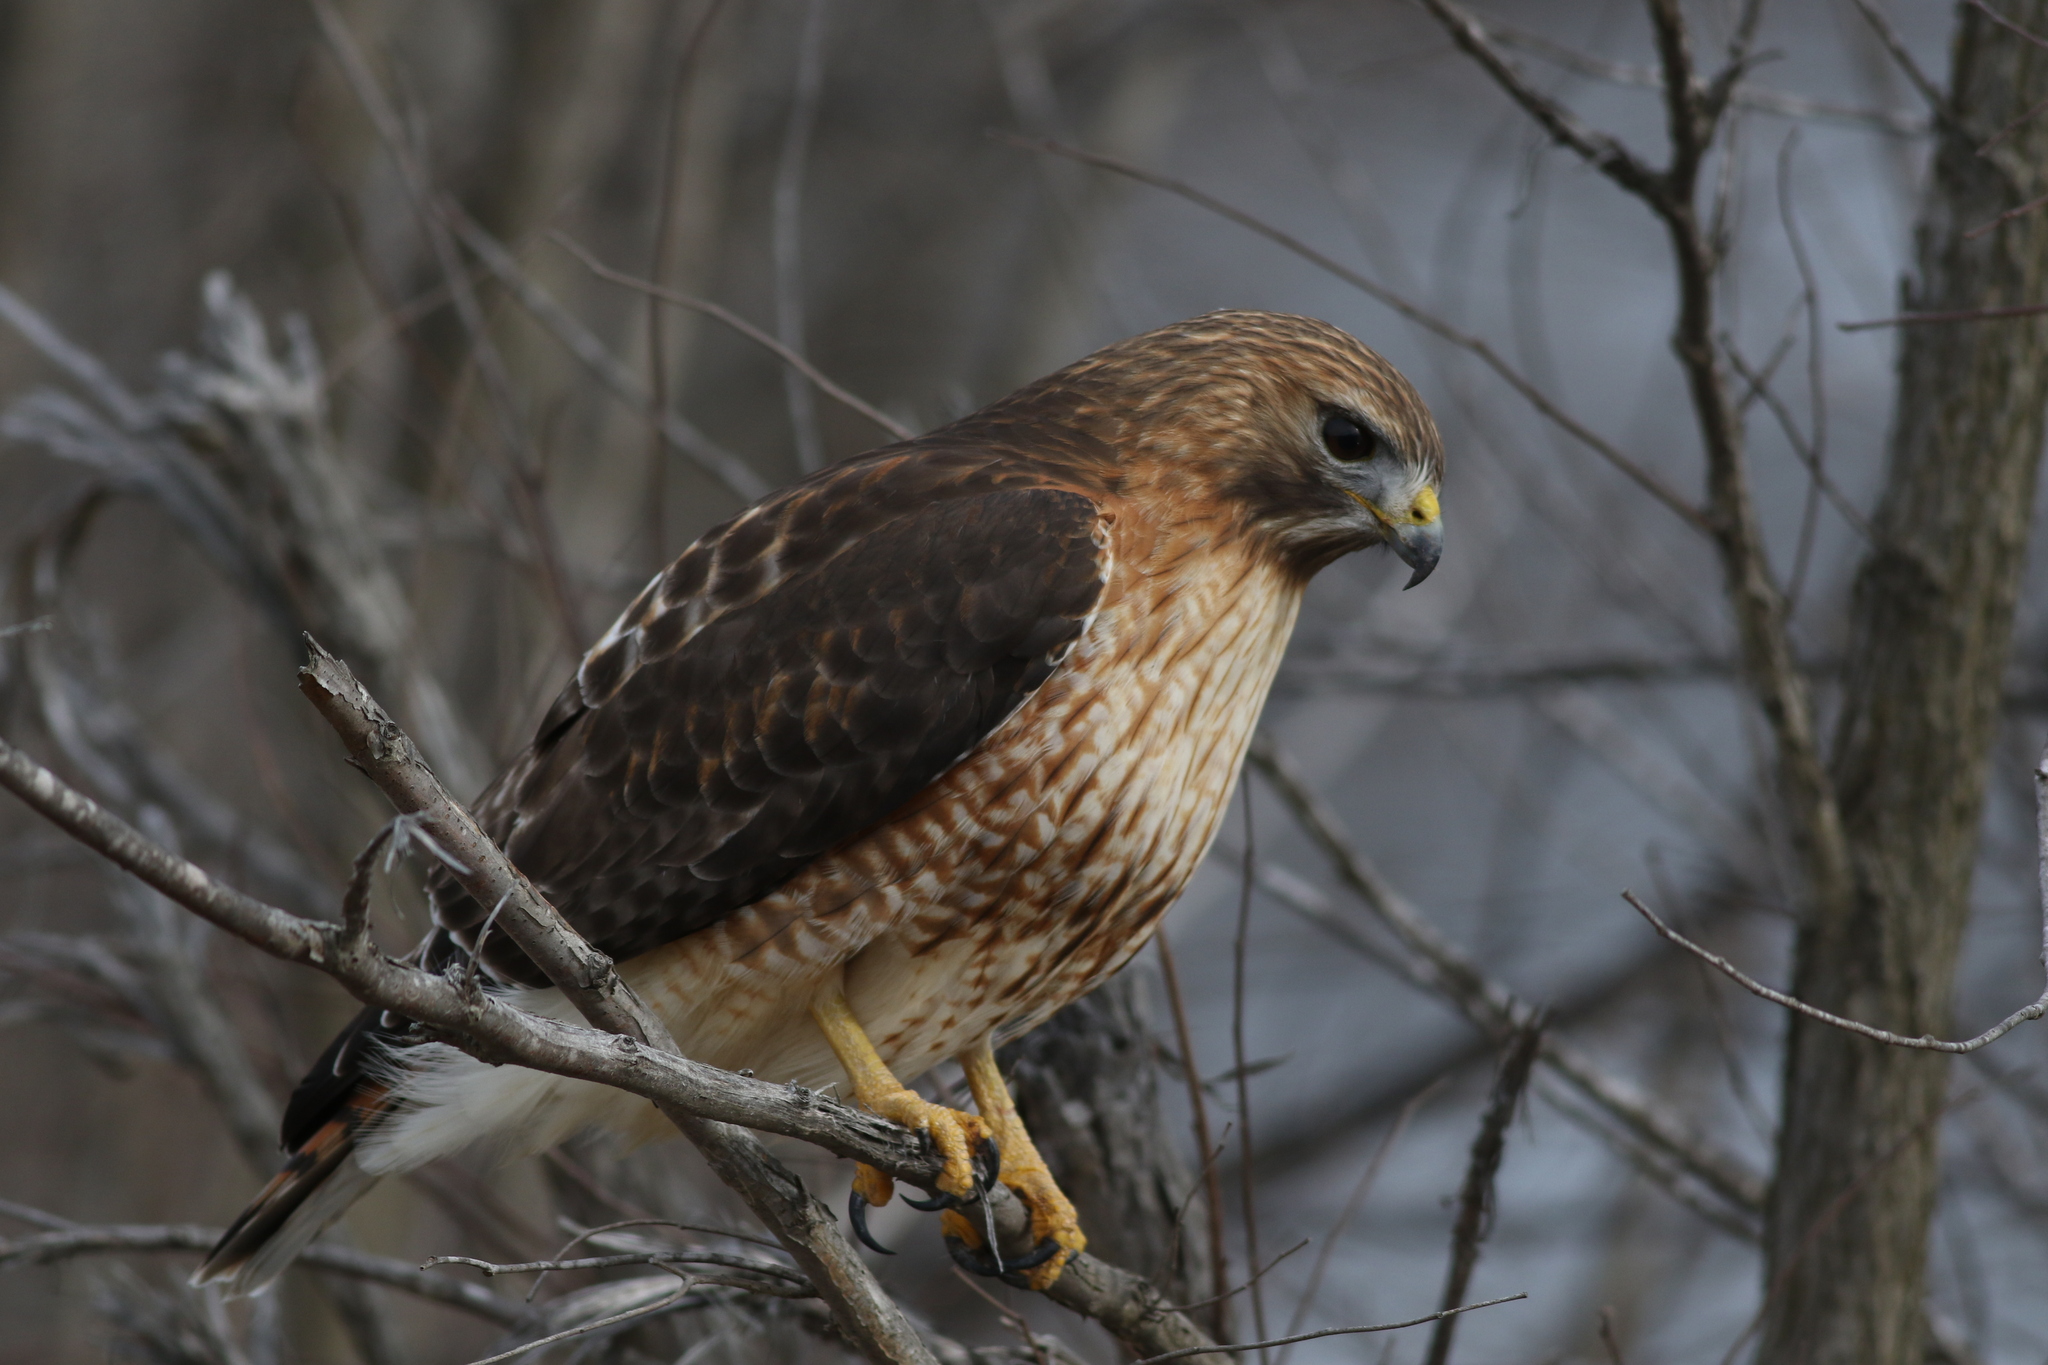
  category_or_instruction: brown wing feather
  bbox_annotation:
[427,442,1110,985]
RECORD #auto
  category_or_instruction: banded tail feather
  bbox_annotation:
[194,1005,403,1296]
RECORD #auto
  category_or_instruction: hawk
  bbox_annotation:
[196,310,1443,1294]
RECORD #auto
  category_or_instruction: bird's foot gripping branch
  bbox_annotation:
[0,638,1228,1365]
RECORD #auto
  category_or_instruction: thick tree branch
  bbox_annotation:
[0,649,1225,1365]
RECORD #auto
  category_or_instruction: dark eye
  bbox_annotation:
[1321,411,1377,462]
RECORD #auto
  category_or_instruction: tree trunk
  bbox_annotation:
[1761,7,2048,1363]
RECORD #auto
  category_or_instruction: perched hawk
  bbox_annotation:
[197,310,1443,1293]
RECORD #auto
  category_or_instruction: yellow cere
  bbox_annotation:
[1410,485,1440,524]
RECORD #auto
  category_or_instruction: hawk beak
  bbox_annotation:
[1348,485,1443,589]
[1389,517,1442,589]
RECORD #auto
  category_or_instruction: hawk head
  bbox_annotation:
[1014,310,1445,586]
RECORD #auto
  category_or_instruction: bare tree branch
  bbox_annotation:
[1247,737,1766,1219]
[549,231,915,442]
[1127,1294,1529,1365]
[998,134,1708,532]
[0,1218,532,1328]
[444,210,772,504]
[1624,884,2048,1052]
[0,649,1228,1365]
[1423,1022,1543,1365]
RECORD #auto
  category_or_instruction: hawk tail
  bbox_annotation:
[189,1083,390,1297]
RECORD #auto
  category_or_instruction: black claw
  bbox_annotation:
[944,1231,1003,1278]
[899,1188,958,1212]
[848,1190,896,1255]
[943,1231,1064,1287]
[1004,1236,1063,1272]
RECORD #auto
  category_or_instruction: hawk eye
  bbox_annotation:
[1321,412,1377,462]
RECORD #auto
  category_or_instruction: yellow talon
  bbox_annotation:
[811,984,988,1200]
[960,1038,1086,1288]
[852,1161,896,1209]
[810,983,1085,1288]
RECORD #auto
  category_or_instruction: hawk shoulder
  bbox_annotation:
[428,443,1111,984]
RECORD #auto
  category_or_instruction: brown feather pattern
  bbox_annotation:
[266,308,1442,1195]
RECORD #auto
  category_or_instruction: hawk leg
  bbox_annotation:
[943,1036,1086,1289]
[810,984,991,1225]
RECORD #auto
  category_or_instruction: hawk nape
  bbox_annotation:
[196,309,1444,1293]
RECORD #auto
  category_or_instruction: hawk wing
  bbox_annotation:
[432,445,1109,984]
[282,442,1109,1152]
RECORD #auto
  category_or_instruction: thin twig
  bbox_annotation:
[1159,1240,1306,1316]
[0,661,1223,1365]
[1839,301,2048,330]
[1482,18,1924,135]
[461,1268,697,1365]
[1156,928,1232,1340]
[1230,792,1268,1358]
[549,232,912,442]
[425,1251,811,1297]
[1966,0,2048,51]
[772,0,832,471]
[1846,0,1949,112]
[1278,1081,1441,1363]
[1128,1295,1529,1365]
[443,209,770,502]
[998,134,1707,531]
[1248,737,1766,1219]
[1423,1021,1545,1365]
[643,0,731,561]
[0,1218,532,1327]
[1775,131,1829,612]
[1965,189,2048,239]
[1623,891,2048,1054]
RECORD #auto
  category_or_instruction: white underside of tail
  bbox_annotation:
[206,1155,378,1298]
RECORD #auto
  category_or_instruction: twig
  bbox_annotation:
[425,1250,811,1297]
[1623,889,2048,1051]
[1159,1240,1306,1316]
[443,210,770,502]
[1230,793,1268,1358]
[0,656,1224,1365]
[1847,0,1949,112]
[1128,1294,1529,1365]
[1423,1021,1545,1365]
[1966,0,2048,51]
[1839,301,2048,330]
[1247,737,1767,1219]
[294,638,936,1365]
[1775,131,1829,611]
[997,134,1707,532]
[0,1218,533,1327]
[1967,190,2048,239]
[1156,928,1231,1339]
[309,0,588,653]
[1720,346,1872,543]
[1599,1306,1629,1365]
[1279,1081,1440,1363]
[549,232,913,442]
[461,1267,697,1365]
[1481,19,1924,135]
[772,0,832,471]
